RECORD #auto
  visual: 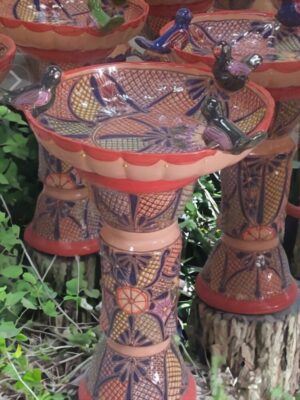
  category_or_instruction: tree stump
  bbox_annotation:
[188,296,300,399]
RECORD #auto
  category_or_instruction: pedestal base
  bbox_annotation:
[79,370,196,400]
[78,339,196,400]
[189,295,300,399]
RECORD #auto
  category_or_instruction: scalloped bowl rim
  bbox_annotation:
[25,62,275,167]
[0,0,149,38]
[160,10,300,73]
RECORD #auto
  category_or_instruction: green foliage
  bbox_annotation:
[0,106,39,225]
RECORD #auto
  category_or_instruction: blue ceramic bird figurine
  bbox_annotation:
[130,8,192,55]
[212,41,263,92]
[202,97,267,154]
[277,0,300,27]
[0,65,62,117]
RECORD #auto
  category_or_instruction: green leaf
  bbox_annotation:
[0,266,23,278]
[66,278,80,295]
[15,333,28,342]
[23,368,42,383]
[0,173,9,184]
[0,321,20,338]
[5,291,27,307]
[14,344,23,359]
[42,300,58,317]
[22,297,38,310]
[23,272,37,285]
[84,288,100,299]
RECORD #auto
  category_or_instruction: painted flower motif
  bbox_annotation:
[236,251,273,271]
[113,253,151,285]
[37,198,76,240]
[138,125,192,152]
[242,225,276,241]
[112,354,150,383]
[185,77,229,117]
[45,173,77,189]
[118,316,153,347]
[116,286,149,315]
[152,296,173,322]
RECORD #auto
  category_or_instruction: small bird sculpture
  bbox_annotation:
[0,65,62,117]
[276,0,300,27]
[202,97,267,154]
[213,41,263,92]
[131,8,192,55]
[88,0,125,32]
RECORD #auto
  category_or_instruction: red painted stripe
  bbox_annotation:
[24,225,100,256]
[196,275,298,314]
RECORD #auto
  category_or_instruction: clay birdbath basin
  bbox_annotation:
[0,0,148,67]
[14,61,274,399]
[0,33,16,82]
[150,10,300,90]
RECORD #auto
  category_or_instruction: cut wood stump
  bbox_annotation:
[188,295,300,399]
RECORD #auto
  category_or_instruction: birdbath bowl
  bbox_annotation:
[20,62,273,399]
[0,33,15,82]
[0,0,148,67]
[158,10,300,90]
[132,9,300,313]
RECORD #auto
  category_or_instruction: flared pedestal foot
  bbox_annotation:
[78,340,196,400]
[25,146,102,257]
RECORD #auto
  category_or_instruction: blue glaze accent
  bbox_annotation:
[132,8,192,54]
[277,0,300,27]
[33,0,41,12]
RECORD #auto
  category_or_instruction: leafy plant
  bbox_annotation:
[0,105,39,225]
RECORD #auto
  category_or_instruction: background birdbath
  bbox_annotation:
[132,7,300,397]
[18,62,273,400]
[213,0,277,12]
[0,1,148,290]
[143,0,213,39]
[0,33,15,82]
[0,0,148,68]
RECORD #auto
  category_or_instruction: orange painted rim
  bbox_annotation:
[0,0,149,38]
[24,225,100,257]
[196,274,298,314]
[160,10,300,75]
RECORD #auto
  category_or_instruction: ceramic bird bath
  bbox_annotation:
[144,0,212,39]
[0,0,148,257]
[13,61,273,399]
[0,0,148,68]
[0,33,15,82]
[131,7,300,314]
[214,0,278,12]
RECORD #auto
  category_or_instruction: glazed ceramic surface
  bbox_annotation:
[0,0,148,65]
[0,33,15,82]
[145,0,212,38]
[159,11,300,89]
[26,63,273,181]
[20,62,273,399]
[214,0,277,12]
[24,145,102,256]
